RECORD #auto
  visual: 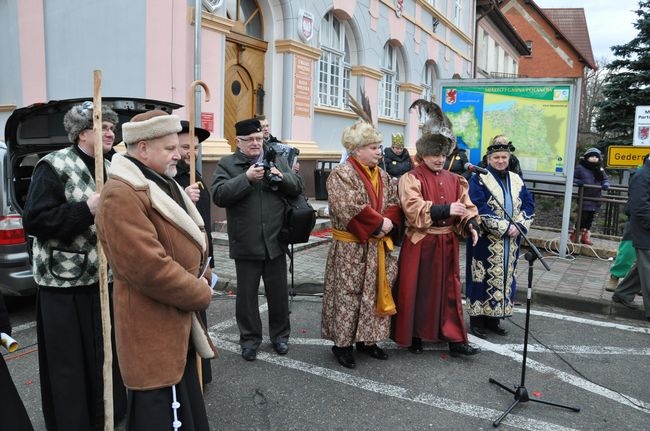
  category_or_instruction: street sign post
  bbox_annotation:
[606,145,650,168]
[633,106,650,146]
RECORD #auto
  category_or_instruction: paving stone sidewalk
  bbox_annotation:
[212,215,646,322]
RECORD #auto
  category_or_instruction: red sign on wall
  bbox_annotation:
[201,112,214,132]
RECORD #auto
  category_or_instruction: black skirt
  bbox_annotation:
[125,347,209,431]
[37,285,127,430]
[0,353,34,431]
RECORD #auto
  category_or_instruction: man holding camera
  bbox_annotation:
[212,118,304,361]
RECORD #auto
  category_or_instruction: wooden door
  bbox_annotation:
[224,35,267,150]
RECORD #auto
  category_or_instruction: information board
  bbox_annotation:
[440,83,573,175]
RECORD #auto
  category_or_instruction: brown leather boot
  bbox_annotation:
[569,229,577,243]
[580,229,593,245]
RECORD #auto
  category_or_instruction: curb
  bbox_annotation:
[515,289,647,322]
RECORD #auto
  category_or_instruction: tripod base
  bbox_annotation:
[489,378,580,427]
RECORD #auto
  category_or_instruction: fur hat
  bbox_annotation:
[343,89,383,152]
[122,110,181,145]
[342,121,383,152]
[415,133,454,158]
[235,118,262,136]
[179,120,210,143]
[409,99,456,146]
[63,101,119,143]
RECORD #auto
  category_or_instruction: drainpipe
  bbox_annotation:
[194,0,203,173]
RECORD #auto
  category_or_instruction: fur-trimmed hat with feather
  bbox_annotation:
[409,99,456,157]
[342,89,383,152]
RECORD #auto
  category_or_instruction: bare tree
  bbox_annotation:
[578,57,611,153]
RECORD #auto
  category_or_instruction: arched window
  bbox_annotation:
[225,0,263,39]
[318,12,352,109]
[420,61,438,122]
[421,61,438,103]
[379,43,403,119]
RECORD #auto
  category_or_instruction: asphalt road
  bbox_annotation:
[4,294,650,430]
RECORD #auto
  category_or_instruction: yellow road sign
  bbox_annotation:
[606,145,650,168]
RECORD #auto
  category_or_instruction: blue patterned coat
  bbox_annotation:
[465,167,535,317]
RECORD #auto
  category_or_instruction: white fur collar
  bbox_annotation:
[108,153,206,251]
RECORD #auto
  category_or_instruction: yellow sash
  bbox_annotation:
[332,228,396,316]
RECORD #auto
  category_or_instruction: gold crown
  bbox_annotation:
[391,133,404,147]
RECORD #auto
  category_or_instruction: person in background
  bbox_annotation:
[572,147,609,245]
[321,92,402,369]
[0,292,34,430]
[383,133,412,180]
[465,138,535,339]
[392,120,480,357]
[442,137,471,179]
[175,120,214,385]
[607,156,648,291]
[478,136,523,178]
[611,154,650,321]
[96,110,215,430]
[212,118,303,362]
[257,114,300,173]
[22,101,126,430]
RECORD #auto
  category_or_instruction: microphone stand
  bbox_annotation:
[474,171,580,427]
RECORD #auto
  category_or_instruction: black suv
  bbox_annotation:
[2,97,181,296]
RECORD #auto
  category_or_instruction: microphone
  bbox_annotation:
[464,162,489,175]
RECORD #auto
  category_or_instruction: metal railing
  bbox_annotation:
[525,178,628,236]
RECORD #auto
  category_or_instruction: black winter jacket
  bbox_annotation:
[383,147,413,178]
[211,149,303,260]
[628,160,650,250]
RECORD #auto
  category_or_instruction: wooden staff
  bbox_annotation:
[187,79,211,392]
[92,70,114,431]
[188,80,211,184]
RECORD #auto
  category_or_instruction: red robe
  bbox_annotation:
[392,165,477,346]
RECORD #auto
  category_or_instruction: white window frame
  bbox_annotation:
[379,43,402,120]
[420,61,437,122]
[453,0,462,28]
[317,12,352,110]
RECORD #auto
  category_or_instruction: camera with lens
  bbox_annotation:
[257,147,283,191]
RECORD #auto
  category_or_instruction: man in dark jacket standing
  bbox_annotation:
[383,133,412,179]
[612,157,650,320]
[212,118,304,361]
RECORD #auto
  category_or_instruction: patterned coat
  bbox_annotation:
[321,158,401,346]
[465,168,534,318]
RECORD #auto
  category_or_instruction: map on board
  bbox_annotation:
[441,85,571,174]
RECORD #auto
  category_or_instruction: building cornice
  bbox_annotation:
[351,66,383,81]
[189,7,234,34]
[0,104,16,113]
[400,83,425,94]
[275,40,322,60]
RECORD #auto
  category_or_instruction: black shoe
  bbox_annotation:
[332,346,356,369]
[470,325,488,339]
[356,342,388,360]
[242,348,257,361]
[449,342,480,357]
[485,322,508,336]
[273,342,289,355]
[612,294,639,309]
[408,337,423,354]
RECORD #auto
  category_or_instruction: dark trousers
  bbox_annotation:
[235,255,290,349]
[615,248,650,318]
[579,210,595,229]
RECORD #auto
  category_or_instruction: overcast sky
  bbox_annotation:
[535,0,640,63]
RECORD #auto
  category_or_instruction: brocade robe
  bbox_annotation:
[465,168,535,318]
[392,166,477,346]
[321,158,401,346]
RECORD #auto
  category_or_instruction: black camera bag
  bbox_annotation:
[280,194,316,244]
